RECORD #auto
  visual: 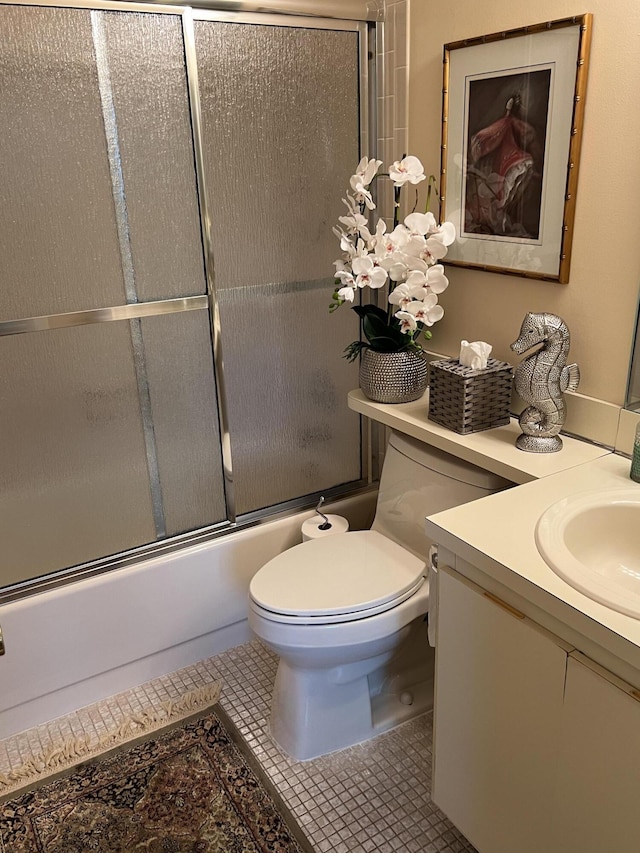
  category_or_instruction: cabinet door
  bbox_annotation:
[432,567,569,853]
[554,653,640,853]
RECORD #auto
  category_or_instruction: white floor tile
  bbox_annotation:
[0,639,476,852]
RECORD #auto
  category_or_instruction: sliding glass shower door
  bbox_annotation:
[0,2,367,594]
[192,16,362,515]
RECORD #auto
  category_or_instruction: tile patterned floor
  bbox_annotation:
[0,639,476,852]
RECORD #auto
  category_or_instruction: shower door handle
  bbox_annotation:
[0,624,4,655]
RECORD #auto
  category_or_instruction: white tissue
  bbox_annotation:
[459,339,492,370]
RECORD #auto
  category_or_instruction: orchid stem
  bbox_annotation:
[393,185,401,229]
[425,175,438,213]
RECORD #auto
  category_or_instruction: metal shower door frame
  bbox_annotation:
[0,0,378,602]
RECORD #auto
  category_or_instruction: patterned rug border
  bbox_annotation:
[0,681,222,799]
[212,705,315,853]
[1,700,315,853]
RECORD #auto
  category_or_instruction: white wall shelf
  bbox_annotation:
[348,389,610,485]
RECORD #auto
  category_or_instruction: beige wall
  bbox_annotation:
[408,0,640,407]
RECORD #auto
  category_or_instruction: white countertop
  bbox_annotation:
[425,453,640,681]
[349,388,640,682]
[348,389,610,484]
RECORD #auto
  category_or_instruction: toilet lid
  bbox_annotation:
[249,530,426,622]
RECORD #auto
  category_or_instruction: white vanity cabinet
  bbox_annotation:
[554,653,640,852]
[348,394,640,851]
[432,565,571,853]
[433,565,640,853]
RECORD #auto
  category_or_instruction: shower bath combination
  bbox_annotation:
[0,0,372,735]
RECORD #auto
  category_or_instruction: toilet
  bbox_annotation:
[249,430,511,760]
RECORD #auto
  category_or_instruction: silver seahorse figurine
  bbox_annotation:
[510,312,580,453]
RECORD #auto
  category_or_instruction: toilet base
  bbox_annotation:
[270,658,380,761]
[269,617,435,761]
[370,645,435,732]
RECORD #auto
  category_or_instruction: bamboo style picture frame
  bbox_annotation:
[440,14,592,283]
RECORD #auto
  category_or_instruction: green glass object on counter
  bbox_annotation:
[631,422,640,483]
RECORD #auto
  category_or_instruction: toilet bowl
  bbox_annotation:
[249,430,512,760]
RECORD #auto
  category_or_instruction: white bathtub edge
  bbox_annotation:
[0,491,376,739]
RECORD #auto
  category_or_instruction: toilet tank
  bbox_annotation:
[371,430,513,560]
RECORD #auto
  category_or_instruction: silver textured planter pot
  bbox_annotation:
[359,348,429,404]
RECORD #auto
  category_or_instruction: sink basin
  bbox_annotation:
[535,488,640,619]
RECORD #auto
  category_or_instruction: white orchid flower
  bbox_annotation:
[395,310,419,334]
[339,194,372,239]
[402,234,428,258]
[389,224,412,248]
[404,266,448,299]
[331,156,456,349]
[388,282,417,310]
[337,284,356,303]
[405,293,445,326]
[432,221,456,246]
[340,233,357,257]
[349,181,376,210]
[389,155,427,187]
[381,245,427,278]
[424,264,449,295]
[404,211,437,236]
[339,211,368,234]
[332,227,357,255]
[335,269,356,302]
[352,157,383,187]
[354,237,369,258]
[424,235,449,262]
[341,192,361,216]
[374,225,413,266]
[352,254,388,289]
[387,258,410,282]
[349,157,383,211]
[372,218,387,242]
[367,219,388,255]
[402,231,448,265]
[357,225,374,246]
[405,269,428,290]
[335,267,355,282]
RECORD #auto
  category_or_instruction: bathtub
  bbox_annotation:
[0,491,376,739]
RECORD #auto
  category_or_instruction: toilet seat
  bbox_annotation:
[249,530,426,625]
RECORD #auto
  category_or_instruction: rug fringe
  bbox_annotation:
[0,681,221,798]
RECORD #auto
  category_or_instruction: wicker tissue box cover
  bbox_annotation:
[427,357,514,435]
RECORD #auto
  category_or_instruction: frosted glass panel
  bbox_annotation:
[140,311,227,534]
[100,12,207,301]
[194,22,359,287]
[0,5,126,320]
[0,7,367,592]
[219,281,361,512]
[194,21,362,513]
[0,323,156,586]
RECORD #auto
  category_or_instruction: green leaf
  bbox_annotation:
[351,303,388,323]
[362,313,397,345]
[364,313,407,346]
[343,340,369,362]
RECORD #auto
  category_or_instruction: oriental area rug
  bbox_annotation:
[0,696,314,853]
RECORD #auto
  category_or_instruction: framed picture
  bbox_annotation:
[440,15,592,283]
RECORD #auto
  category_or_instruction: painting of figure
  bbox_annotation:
[463,68,551,240]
